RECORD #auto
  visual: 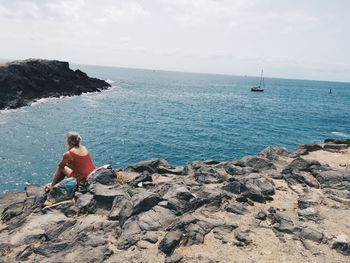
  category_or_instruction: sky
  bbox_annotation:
[0,0,349,82]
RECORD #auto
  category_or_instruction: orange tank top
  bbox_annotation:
[68,151,96,183]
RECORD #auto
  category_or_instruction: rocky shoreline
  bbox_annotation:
[0,138,350,262]
[0,59,111,110]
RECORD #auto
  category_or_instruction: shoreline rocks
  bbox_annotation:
[0,59,111,110]
[0,140,350,262]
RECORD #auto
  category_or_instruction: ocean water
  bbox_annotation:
[0,65,349,193]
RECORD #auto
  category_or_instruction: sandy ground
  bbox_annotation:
[304,148,350,169]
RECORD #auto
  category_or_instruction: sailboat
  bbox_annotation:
[251,70,265,92]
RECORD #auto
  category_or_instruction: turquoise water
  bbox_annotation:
[0,65,350,193]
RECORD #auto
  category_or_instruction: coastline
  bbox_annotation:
[0,59,111,110]
[0,139,349,262]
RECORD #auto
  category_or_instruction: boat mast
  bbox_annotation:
[259,69,263,88]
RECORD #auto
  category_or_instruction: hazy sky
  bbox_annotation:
[1,0,349,82]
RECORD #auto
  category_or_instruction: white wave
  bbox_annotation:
[331,131,350,138]
[106,79,115,84]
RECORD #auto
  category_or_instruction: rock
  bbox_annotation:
[255,210,267,220]
[126,158,171,174]
[159,231,183,256]
[142,232,159,244]
[297,207,320,222]
[224,163,245,176]
[239,156,276,171]
[324,139,350,147]
[117,217,142,249]
[194,167,225,184]
[283,158,320,174]
[75,193,96,214]
[165,253,183,263]
[158,166,184,175]
[331,234,350,256]
[213,224,238,243]
[267,170,284,180]
[316,170,344,188]
[258,147,289,160]
[299,228,323,243]
[269,212,296,234]
[226,203,247,215]
[0,59,110,110]
[298,193,323,209]
[243,183,265,203]
[223,181,242,194]
[132,171,153,187]
[235,231,252,246]
[131,191,162,216]
[162,184,195,214]
[289,144,322,157]
[137,206,176,231]
[108,194,133,223]
[89,183,125,203]
[324,144,348,151]
[87,168,117,186]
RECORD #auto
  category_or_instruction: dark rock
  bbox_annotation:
[239,156,276,171]
[89,183,125,203]
[108,194,133,223]
[165,253,183,263]
[194,167,225,184]
[224,163,245,176]
[131,191,161,216]
[159,231,183,256]
[324,144,348,151]
[142,232,159,244]
[226,203,247,215]
[258,147,289,160]
[267,170,284,180]
[158,166,184,175]
[213,224,238,243]
[283,158,320,174]
[289,144,322,157]
[332,235,350,256]
[298,193,323,209]
[299,228,323,243]
[235,231,252,246]
[137,206,176,231]
[243,183,265,203]
[87,168,117,186]
[324,139,350,147]
[117,217,141,249]
[269,212,296,234]
[0,59,110,110]
[126,158,171,174]
[162,184,195,214]
[316,170,344,188]
[132,171,153,187]
[297,207,320,222]
[223,181,242,194]
[75,193,96,214]
[255,210,267,220]
[1,200,25,222]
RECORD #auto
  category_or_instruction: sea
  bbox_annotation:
[0,65,350,194]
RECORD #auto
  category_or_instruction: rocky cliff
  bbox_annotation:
[0,139,350,262]
[0,59,111,110]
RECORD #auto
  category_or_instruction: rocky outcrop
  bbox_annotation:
[0,59,111,109]
[0,141,350,262]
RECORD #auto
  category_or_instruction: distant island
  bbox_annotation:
[0,59,111,110]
